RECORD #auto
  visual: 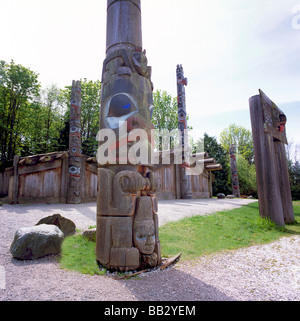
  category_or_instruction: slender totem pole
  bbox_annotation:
[67,80,82,204]
[96,0,161,271]
[229,144,240,198]
[176,64,192,199]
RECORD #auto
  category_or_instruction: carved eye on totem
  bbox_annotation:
[136,232,155,242]
[106,93,138,129]
[107,94,137,118]
[69,166,80,174]
[71,147,82,154]
[70,126,80,133]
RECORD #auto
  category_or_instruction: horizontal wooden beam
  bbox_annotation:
[18,160,62,175]
[205,164,222,171]
[197,158,216,165]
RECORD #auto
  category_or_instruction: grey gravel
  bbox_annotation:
[0,200,299,301]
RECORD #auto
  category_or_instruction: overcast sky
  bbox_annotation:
[1,0,300,158]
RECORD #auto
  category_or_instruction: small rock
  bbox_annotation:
[36,214,76,236]
[226,195,235,199]
[10,224,64,260]
[247,195,254,199]
[217,193,226,199]
[82,228,96,242]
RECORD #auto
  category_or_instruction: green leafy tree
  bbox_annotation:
[285,140,300,200]
[193,133,231,196]
[220,124,254,163]
[0,60,40,164]
[152,90,179,131]
[236,154,257,197]
[289,161,300,200]
[81,79,101,156]
[152,89,192,151]
[22,84,65,155]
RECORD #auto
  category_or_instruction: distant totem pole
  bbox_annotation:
[249,89,295,226]
[229,144,240,198]
[176,64,192,199]
[96,0,161,271]
[67,80,82,204]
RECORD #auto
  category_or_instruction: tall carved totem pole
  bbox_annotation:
[229,144,240,198]
[176,64,192,199]
[249,89,295,227]
[67,80,82,204]
[96,0,161,271]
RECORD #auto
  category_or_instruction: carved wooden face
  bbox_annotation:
[133,220,156,255]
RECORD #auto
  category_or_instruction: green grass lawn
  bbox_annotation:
[160,201,300,260]
[59,234,105,276]
[59,201,300,274]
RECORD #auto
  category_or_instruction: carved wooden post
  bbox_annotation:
[249,90,295,226]
[9,155,20,204]
[96,0,161,271]
[229,144,240,198]
[67,80,82,204]
[176,64,192,199]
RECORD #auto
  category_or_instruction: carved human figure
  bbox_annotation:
[133,197,156,252]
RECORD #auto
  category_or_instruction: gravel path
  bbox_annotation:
[0,199,299,301]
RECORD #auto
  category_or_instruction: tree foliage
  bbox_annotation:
[287,145,300,200]
[21,84,65,156]
[236,154,257,197]
[220,123,254,163]
[193,133,231,196]
[152,90,178,131]
[0,60,103,164]
[0,60,40,164]
[152,89,193,151]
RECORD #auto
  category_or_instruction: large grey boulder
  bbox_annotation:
[10,224,64,260]
[36,214,76,236]
[217,193,226,199]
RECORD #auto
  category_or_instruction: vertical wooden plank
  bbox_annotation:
[274,141,295,223]
[249,95,285,226]
[60,157,68,203]
[12,155,20,204]
[81,155,86,203]
[175,164,181,199]
[209,172,213,198]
